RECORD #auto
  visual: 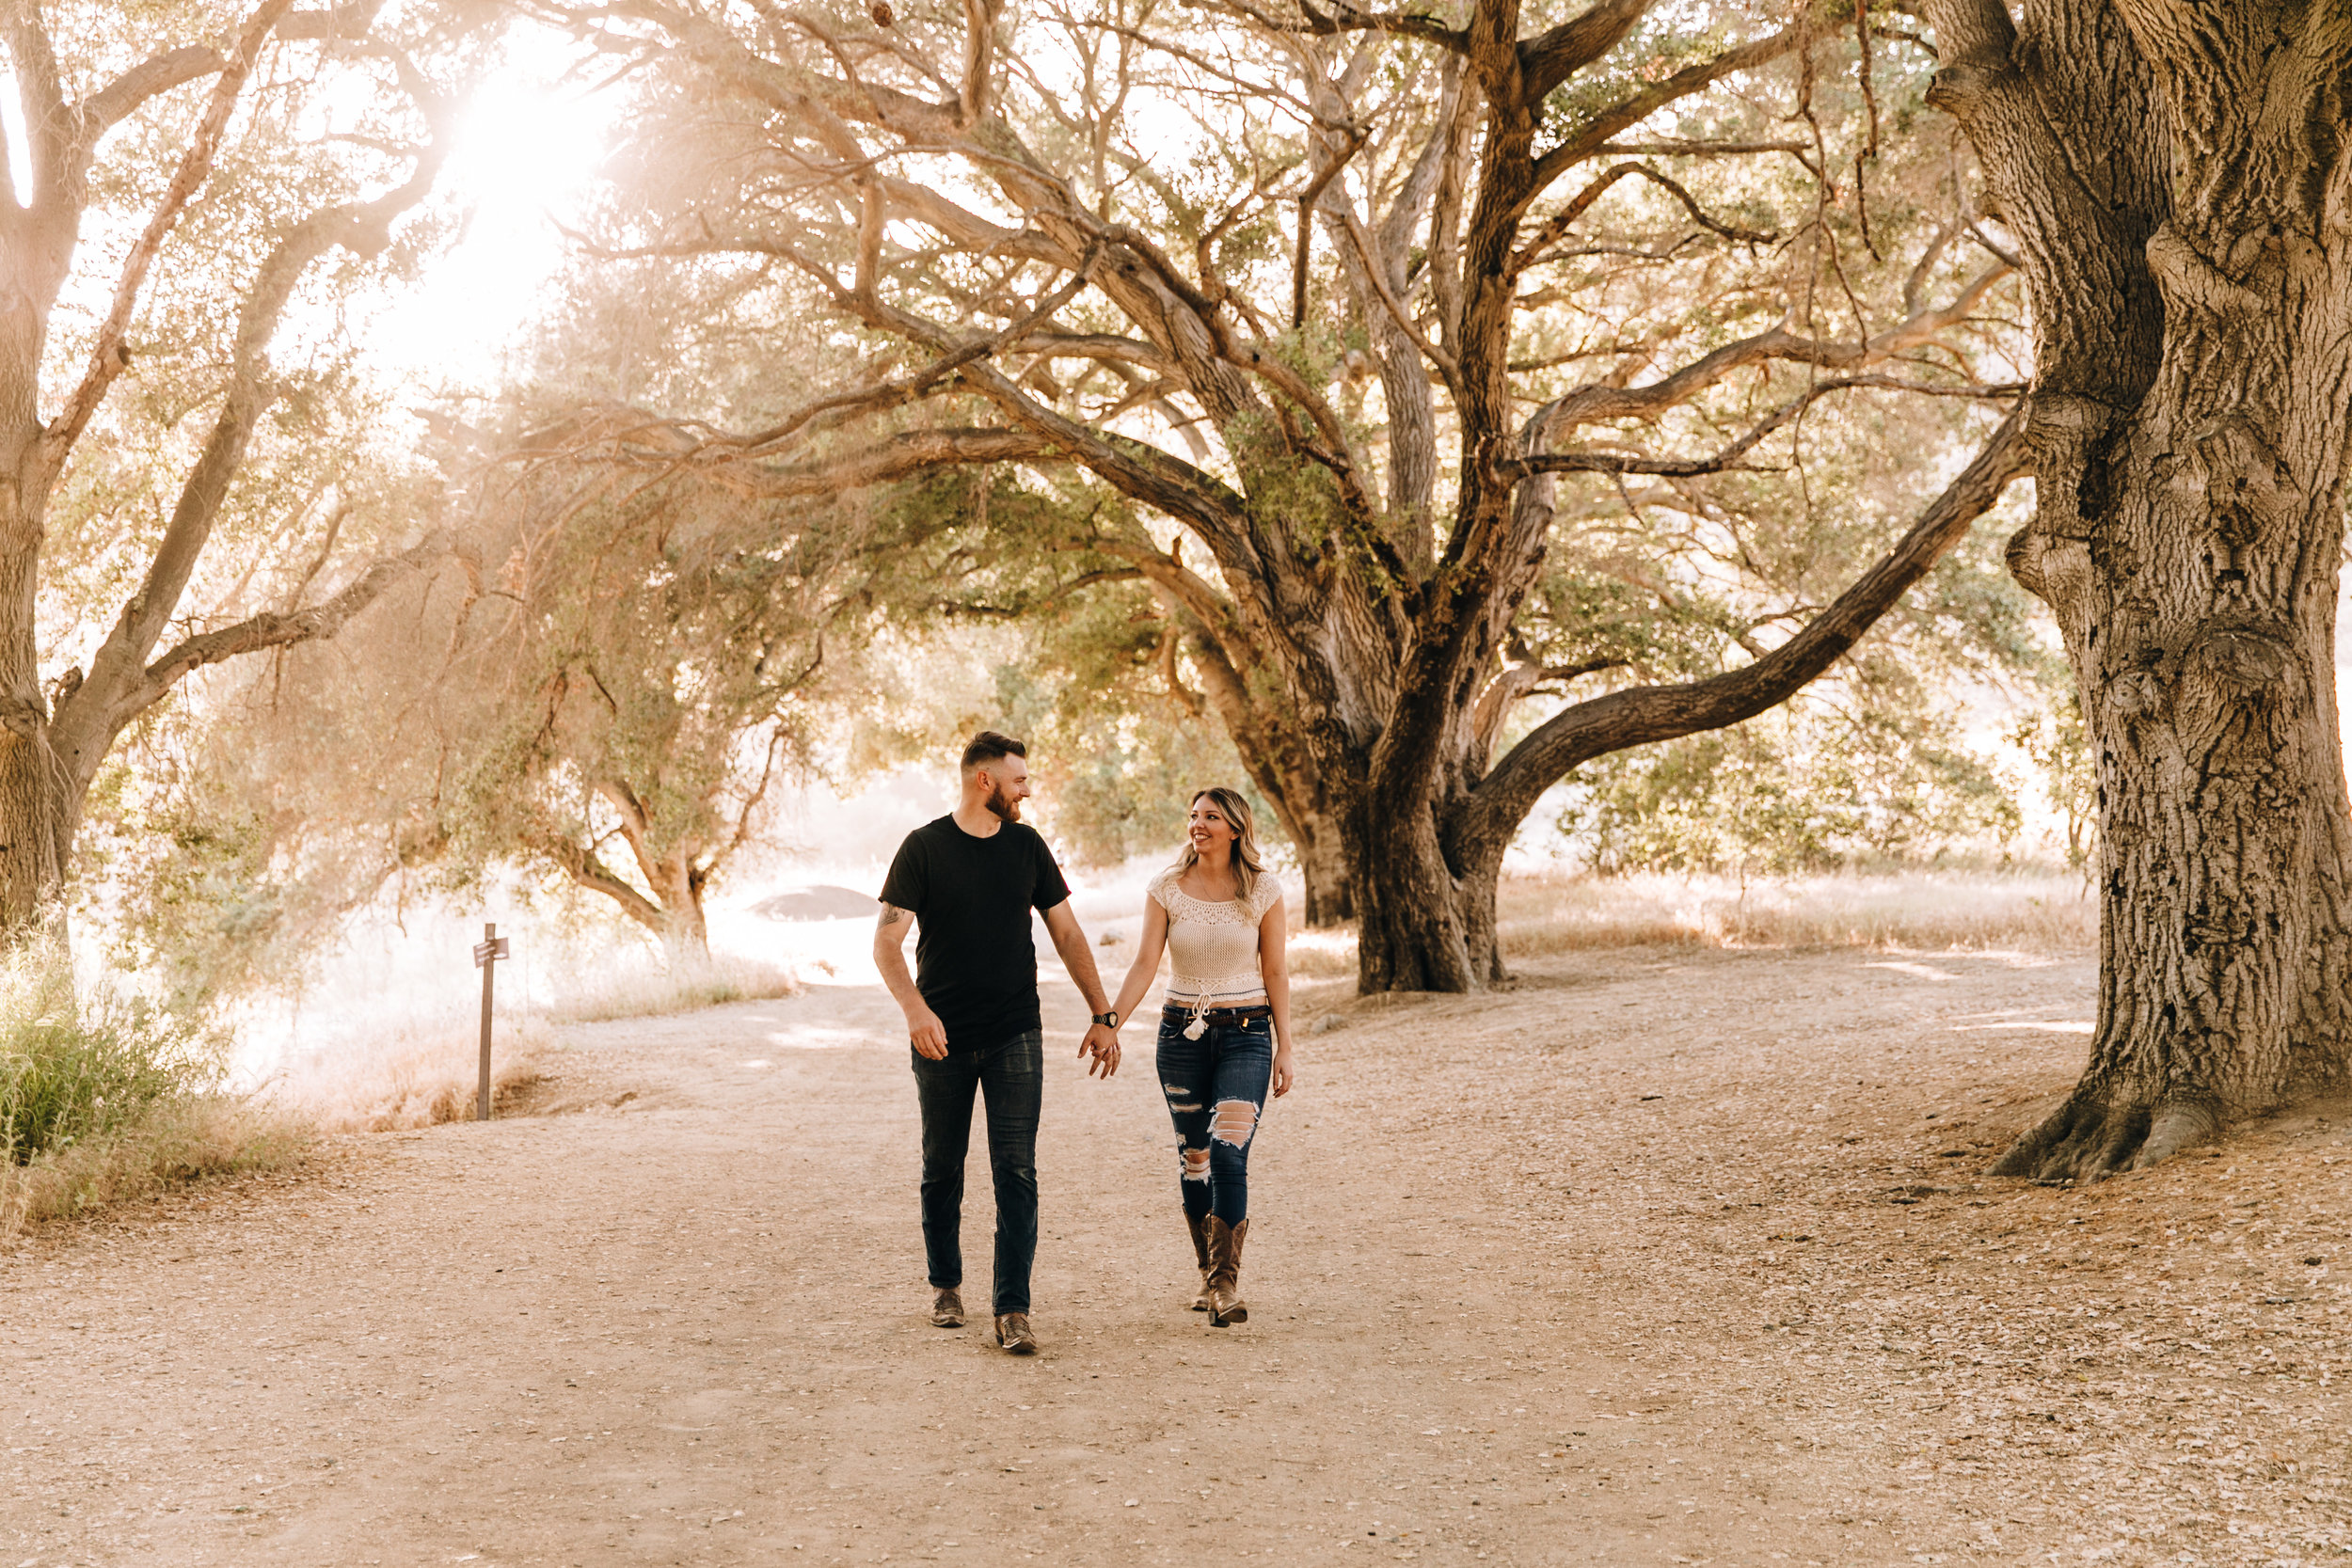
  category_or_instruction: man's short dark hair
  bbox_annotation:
[961,731,1027,772]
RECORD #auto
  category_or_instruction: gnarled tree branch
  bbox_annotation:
[1460,414,2029,850]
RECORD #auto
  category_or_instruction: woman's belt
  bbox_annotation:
[1162,1001,1270,1024]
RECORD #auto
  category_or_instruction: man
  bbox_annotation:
[874,731,1121,1355]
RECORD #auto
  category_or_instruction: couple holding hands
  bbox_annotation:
[873,731,1295,1354]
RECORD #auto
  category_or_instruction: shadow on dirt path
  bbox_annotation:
[6,947,2350,1566]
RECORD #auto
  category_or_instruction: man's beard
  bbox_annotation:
[984,779,1022,823]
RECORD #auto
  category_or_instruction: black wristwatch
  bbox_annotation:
[1092,1010,1120,1028]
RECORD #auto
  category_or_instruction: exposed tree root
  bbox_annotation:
[1992,1095,2219,1181]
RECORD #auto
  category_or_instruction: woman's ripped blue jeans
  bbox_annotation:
[1154,1006,1274,1227]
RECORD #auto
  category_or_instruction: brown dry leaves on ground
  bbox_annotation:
[1,940,2345,1567]
[1320,948,2351,1564]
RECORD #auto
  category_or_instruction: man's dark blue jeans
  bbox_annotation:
[911,1028,1042,1315]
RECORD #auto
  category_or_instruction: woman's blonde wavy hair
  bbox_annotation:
[1174,786,1265,904]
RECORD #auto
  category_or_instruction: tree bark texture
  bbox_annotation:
[1928,0,2352,1175]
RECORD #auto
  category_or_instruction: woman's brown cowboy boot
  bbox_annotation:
[1185,1213,1214,1311]
[1203,1215,1249,1326]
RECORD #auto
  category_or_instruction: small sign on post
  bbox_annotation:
[473,922,510,1121]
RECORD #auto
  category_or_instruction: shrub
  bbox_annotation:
[0,939,225,1165]
[0,935,309,1234]
[2,1097,308,1232]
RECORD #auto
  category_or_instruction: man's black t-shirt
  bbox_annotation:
[878,815,1073,1054]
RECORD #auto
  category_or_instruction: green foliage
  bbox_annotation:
[79,423,882,985]
[79,224,930,980]
[988,586,1261,867]
[823,583,1258,869]
[802,455,1267,866]
[1515,432,2059,873]
[78,663,417,1009]
[1537,12,1740,142]
[81,730,377,1013]
[1034,725,1231,867]
[1561,702,2020,876]
[306,444,859,944]
[2011,689,2097,873]
[0,938,225,1165]
[40,1,489,673]
[543,0,2057,906]
[103,785,279,1012]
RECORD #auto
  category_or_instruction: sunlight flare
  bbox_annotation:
[367,56,612,383]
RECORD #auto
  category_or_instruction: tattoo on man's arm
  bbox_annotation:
[879,903,910,928]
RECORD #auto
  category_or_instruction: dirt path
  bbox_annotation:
[7,948,2350,1566]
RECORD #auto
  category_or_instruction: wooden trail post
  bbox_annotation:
[473,922,510,1120]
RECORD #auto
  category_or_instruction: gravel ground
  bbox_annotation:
[4,943,2347,1566]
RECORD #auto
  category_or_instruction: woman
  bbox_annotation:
[1105,787,1295,1326]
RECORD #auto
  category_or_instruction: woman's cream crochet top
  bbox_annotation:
[1149,865,1283,1007]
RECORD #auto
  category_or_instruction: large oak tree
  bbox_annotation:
[551,0,2032,991]
[1924,0,2352,1176]
[0,0,487,931]
[381,406,861,957]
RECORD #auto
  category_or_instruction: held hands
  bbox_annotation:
[1079,1022,1121,1079]
[906,1005,949,1060]
[1271,1045,1295,1098]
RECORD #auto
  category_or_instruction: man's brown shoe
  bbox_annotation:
[994,1312,1039,1354]
[930,1288,965,1328]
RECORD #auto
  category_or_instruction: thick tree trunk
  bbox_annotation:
[0,474,71,934]
[1288,810,1355,927]
[0,732,73,933]
[1458,856,1504,985]
[1330,421,2028,997]
[1931,0,2352,1177]
[650,857,712,961]
[1995,202,2352,1174]
[1175,618,1357,923]
[1343,796,1508,992]
[1240,739,1356,927]
[1347,800,1477,992]
[2004,369,2352,1175]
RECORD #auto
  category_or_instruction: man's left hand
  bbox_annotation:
[1079,1022,1121,1079]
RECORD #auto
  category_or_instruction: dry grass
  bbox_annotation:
[546,949,801,1023]
[246,938,796,1132]
[0,1094,310,1236]
[0,935,312,1234]
[271,1011,560,1132]
[1285,868,2095,977]
[1499,867,2096,953]
[1284,927,1360,979]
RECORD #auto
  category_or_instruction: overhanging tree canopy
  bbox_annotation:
[544,0,2035,992]
[0,0,492,930]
